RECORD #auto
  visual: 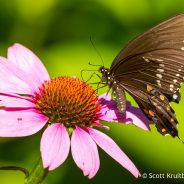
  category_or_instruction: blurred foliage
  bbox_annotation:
[0,0,184,184]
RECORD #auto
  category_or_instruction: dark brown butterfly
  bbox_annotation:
[99,14,184,139]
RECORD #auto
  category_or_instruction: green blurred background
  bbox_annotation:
[0,0,184,183]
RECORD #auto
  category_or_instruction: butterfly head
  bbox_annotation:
[98,66,111,84]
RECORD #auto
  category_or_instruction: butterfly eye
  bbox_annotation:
[98,66,104,72]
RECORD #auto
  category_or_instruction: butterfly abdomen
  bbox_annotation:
[112,84,126,114]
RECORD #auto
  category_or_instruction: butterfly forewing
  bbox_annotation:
[111,14,184,69]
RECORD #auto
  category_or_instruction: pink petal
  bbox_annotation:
[0,109,48,136]
[99,94,151,130]
[8,43,50,90]
[87,128,141,178]
[41,123,70,171]
[0,57,34,94]
[0,94,35,108]
[100,106,132,123]
[0,56,8,62]
[99,93,126,122]
[126,101,152,130]
[126,111,151,130]
[71,126,100,179]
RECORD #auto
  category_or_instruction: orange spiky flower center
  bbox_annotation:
[34,76,101,128]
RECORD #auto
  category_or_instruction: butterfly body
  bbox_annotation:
[99,66,127,114]
[98,14,184,138]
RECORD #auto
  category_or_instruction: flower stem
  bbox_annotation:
[24,158,48,184]
[0,166,29,177]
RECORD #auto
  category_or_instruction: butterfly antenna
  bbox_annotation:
[90,36,104,66]
[177,135,184,144]
[88,62,102,67]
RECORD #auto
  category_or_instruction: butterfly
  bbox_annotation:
[98,14,184,139]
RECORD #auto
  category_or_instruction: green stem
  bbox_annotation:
[0,166,29,177]
[24,158,49,184]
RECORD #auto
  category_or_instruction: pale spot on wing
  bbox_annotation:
[143,57,150,62]
[176,74,180,77]
[156,74,162,79]
[173,94,178,100]
[156,59,163,62]
[156,80,161,86]
[159,64,165,67]
[173,79,177,83]
[176,87,180,92]
[181,47,184,50]
[157,69,164,72]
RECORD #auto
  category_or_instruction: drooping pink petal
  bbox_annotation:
[126,101,152,130]
[0,109,48,136]
[0,94,35,108]
[99,93,131,122]
[41,123,70,171]
[99,93,151,130]
[126,111,151,130]
[71,126,100,179]
[99,106,132,123]
[87,128,141,178]
[0,57,34,94]
[8,43,50,90]
[100,108,151,130]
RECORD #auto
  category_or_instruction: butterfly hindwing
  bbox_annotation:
[133,85,178,137]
